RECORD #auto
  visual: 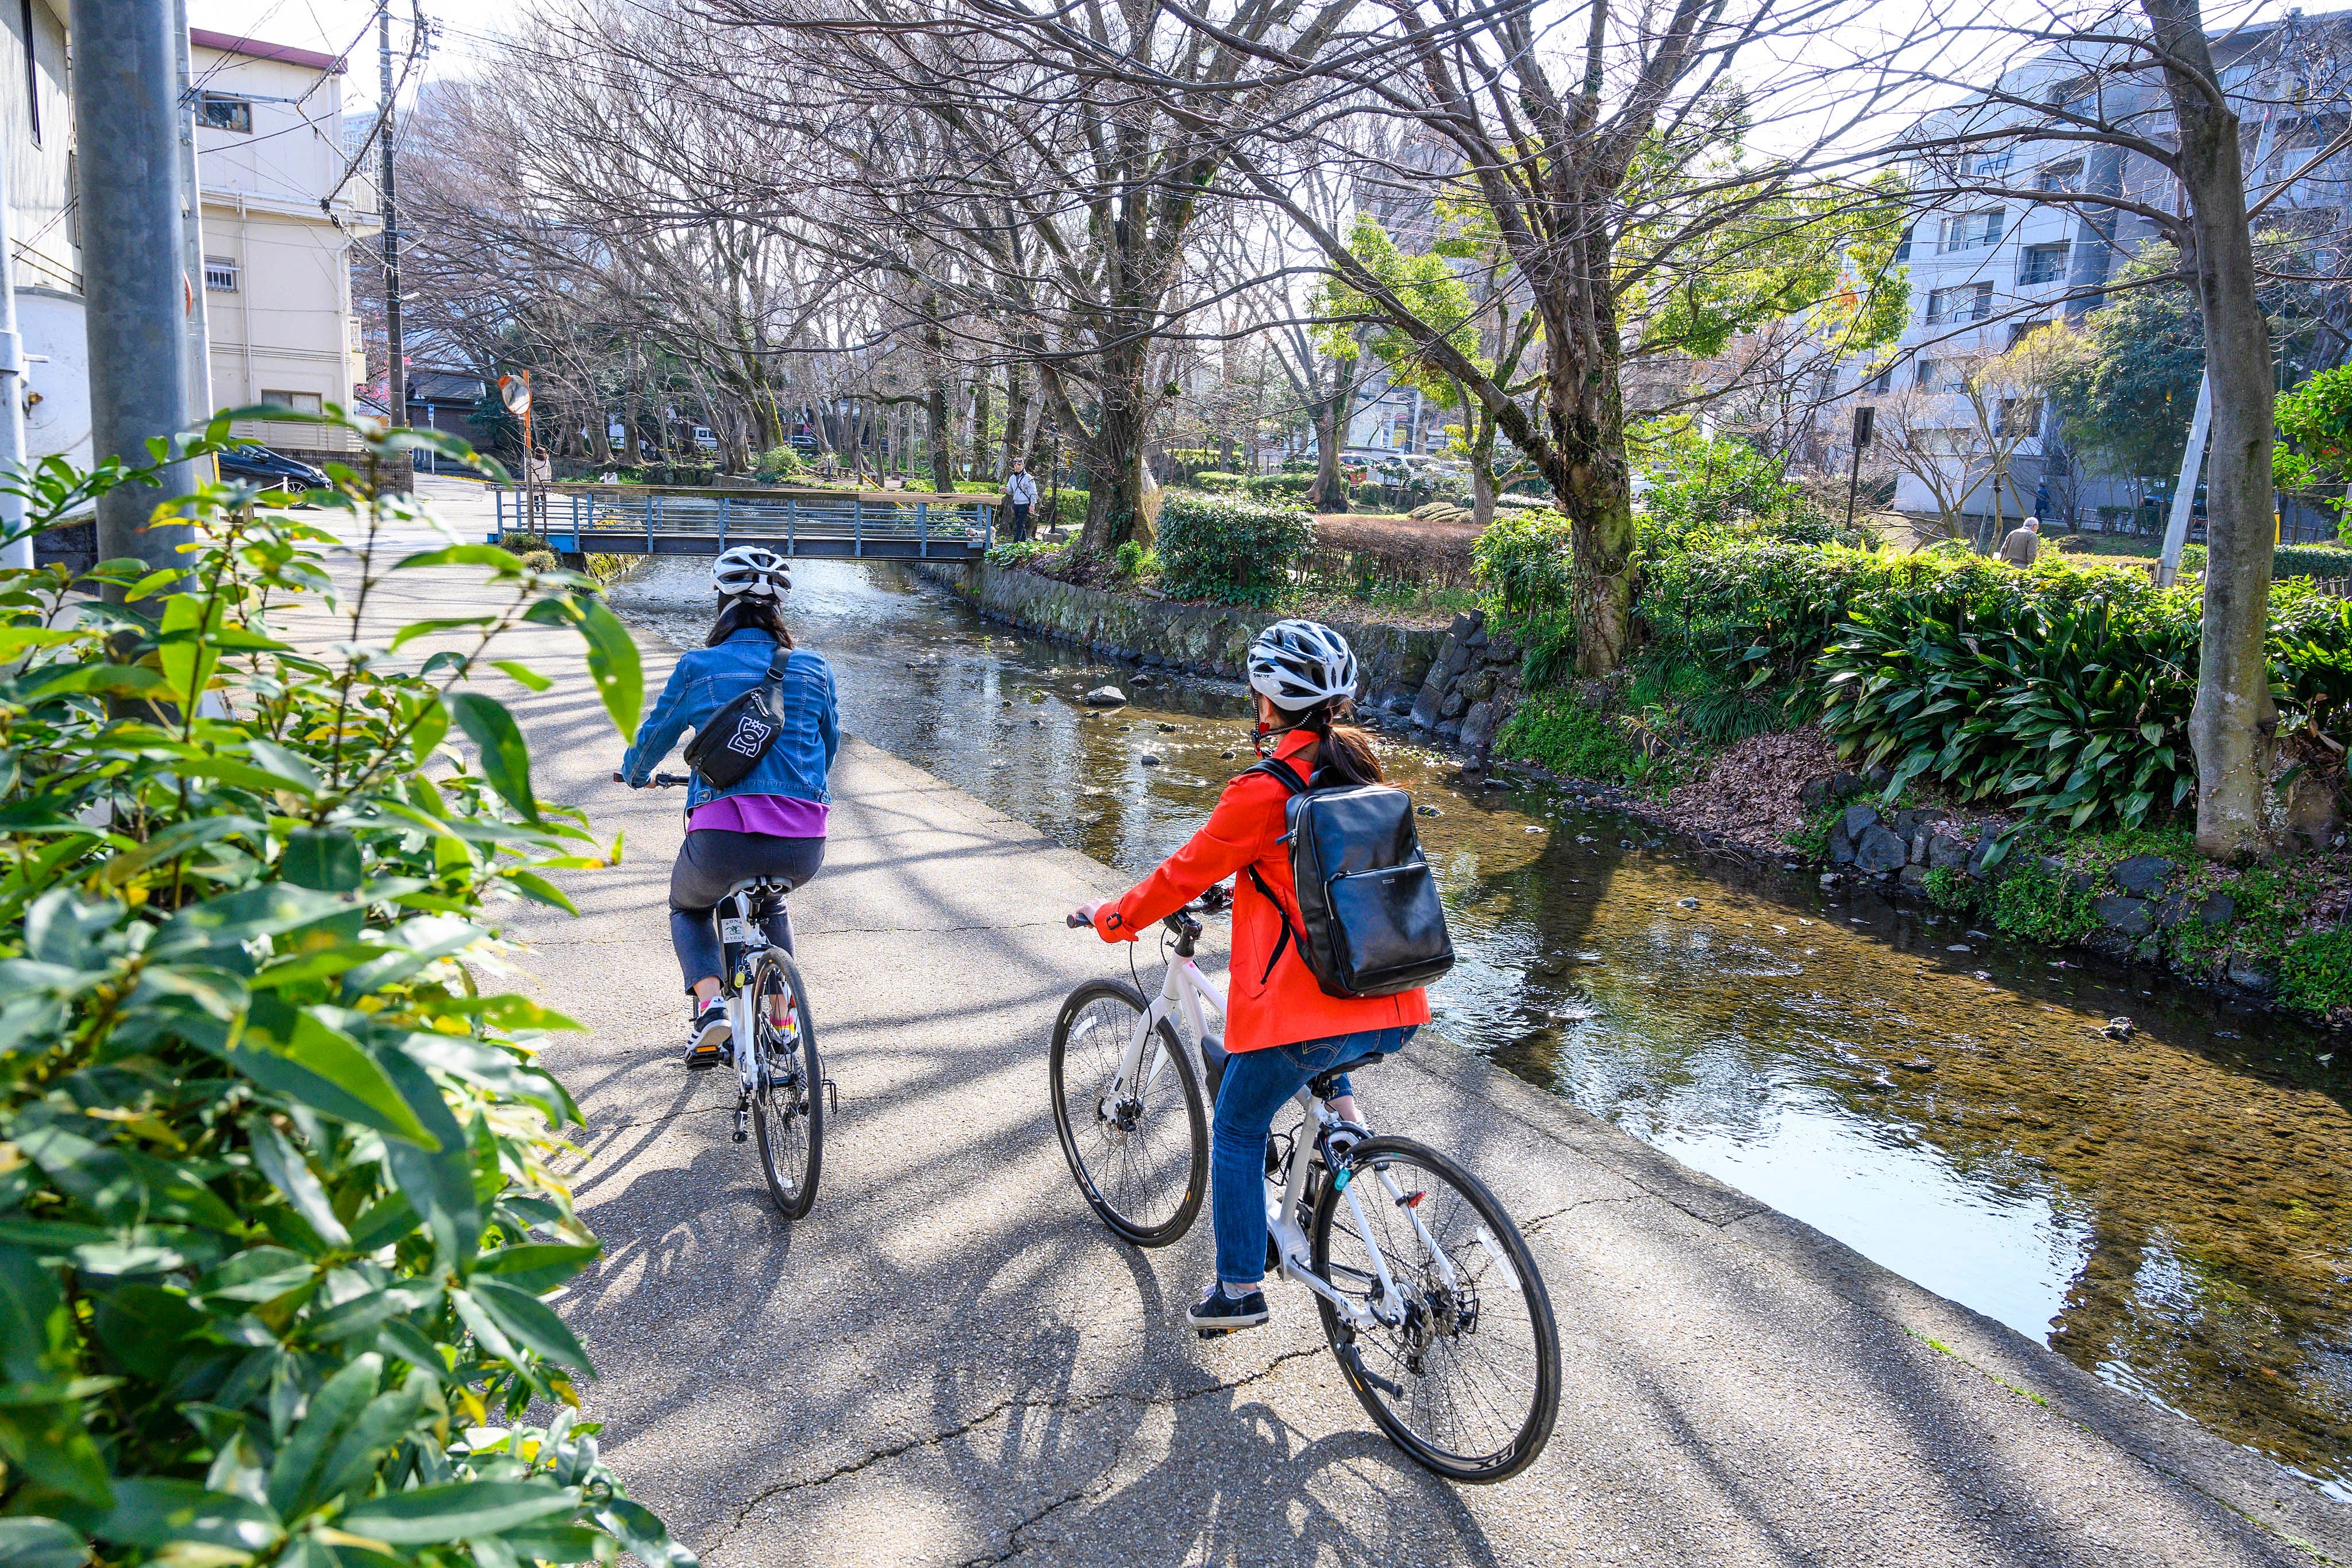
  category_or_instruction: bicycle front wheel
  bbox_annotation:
[1049,980,1206,1247]
[747,949,823,1219]
[1310,1135,1560,1483]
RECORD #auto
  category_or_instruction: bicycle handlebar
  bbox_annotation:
[613,770,693,788]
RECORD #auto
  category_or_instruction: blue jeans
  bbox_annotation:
[1210,1024,1417,1288]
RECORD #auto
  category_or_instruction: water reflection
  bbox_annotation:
[610,556,2352,1487]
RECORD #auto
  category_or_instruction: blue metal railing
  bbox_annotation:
[491,486,998,558]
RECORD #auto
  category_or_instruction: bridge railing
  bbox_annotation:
[490,484,999,558]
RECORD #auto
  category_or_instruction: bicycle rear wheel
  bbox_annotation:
[1310,1135,1560,1483]
[747,949,823,1219]
[1049,980,1206,1247]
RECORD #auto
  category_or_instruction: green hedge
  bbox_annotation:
[1192,472,1248,493]
[1244,473,1314,502]
[2275,541,2352,580]
[1156,492,1314,604]
[0,418,690,1567]
[1054,487,1089,530]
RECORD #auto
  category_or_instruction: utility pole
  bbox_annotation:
[172,0,212,426]
[1843,404,1874,537]
[379,0,406,429]
[74,0,197,579]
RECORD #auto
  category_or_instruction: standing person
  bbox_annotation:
[2035,480,2051,522]
[620,546,840,1068]
[1071,621,1430,1334]
[1004,457,1041,541]
[1999,515,2043,566]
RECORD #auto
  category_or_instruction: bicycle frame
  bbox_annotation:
[1111,928,1414,1335]
[718,888,779,1097]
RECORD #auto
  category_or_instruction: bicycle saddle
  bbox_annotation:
[724,876,795,899]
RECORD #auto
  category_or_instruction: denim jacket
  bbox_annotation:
[621,630,840,812]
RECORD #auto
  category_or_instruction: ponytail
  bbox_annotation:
[707,594,794,649]
[1300,699,1381,785]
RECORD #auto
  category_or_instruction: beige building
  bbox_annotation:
[0,11,375,469]
[191,28,373,459]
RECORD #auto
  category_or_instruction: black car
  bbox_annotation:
[217,443,329,497]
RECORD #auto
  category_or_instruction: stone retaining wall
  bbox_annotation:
[1402,607,1526,757]
[920,561,1447,707]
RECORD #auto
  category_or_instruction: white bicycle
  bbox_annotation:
[1050,894,1562,1483]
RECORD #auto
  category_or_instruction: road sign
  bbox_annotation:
[499,372,532,415]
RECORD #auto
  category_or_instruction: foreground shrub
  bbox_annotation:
[0,414,690,1568]
[1493,690,1641,780]
[1155,493,1313,604]
[1472,508,1576,618]
[753,443,807,482]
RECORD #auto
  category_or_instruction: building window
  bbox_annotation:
[2000,397,2043,437]
[203,257,238,292]
[18,0,37,147]
[1866,365,1895,395]
[1915,359,1938,390]
[1939,209,2005,252]
[198,94,253,133]
[261,390,324,415]
[2037,160,2084,193]
[1962,149,2013,179]
[2019,243,2068,286]
[1893,225,1913,264]
[1926,282,1995,324]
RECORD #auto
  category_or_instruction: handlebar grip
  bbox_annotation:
[653,773,691,788]
[1067,912,1092,929]
[612,770,625,784]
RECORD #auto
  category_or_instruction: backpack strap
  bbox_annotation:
[1242,752,1313,984]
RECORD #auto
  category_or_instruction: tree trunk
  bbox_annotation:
[1001,368,1028,479]
[928,381,954,493]
[1080,414,1153,553]
[1311,386,1349,514]
[2145,0,2280,861]
[1469,407,1498,528]
[973,377,994,479]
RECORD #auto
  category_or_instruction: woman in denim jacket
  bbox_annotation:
[621,548,840,1065]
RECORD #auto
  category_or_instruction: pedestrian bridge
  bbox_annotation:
[492,484,1000,561]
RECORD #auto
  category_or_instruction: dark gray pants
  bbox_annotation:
[669,830,826,991]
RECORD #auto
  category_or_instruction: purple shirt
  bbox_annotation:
[687,793,829,838]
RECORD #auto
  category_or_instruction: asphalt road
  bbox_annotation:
[313,480,2352,1567]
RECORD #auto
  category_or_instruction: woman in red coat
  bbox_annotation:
[1076,621,1430,1332]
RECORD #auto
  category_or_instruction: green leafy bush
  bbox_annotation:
[1191,472,1248,494]
[1243,474,1314,502]
[2281,929,2352,1016]
[1472,508,1576,618]
[1154,493,1313,605]
[1113,541,1159,580]
[1054,488,1089,530]
[1988,864,2100,942]
[752,444,807,482]
[0,417,690,1568]
[1816,557,2201,830]
[984,538,1060,568]
[1641,539,1900,684]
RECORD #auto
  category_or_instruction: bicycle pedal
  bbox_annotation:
[732,1129,748,1144]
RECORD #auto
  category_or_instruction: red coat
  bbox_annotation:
[1095,727,1432,1053]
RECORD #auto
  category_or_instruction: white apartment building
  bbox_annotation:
[0,12,374,471]
[191,29,374,459]
[1841,9,2352,533]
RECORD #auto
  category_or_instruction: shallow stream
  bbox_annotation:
[610,556,2352,1490]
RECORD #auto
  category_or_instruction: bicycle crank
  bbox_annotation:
[732,1097,749,1144]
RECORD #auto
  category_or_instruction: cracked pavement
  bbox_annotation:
[349,483,2352,1566]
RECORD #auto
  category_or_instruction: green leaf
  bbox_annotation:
[504,869,578,915]
[492,660,552,692]
[245,737,322,793]
[473,1242,599,1293]
[95,1481,282,1551]
[469,1278,593,1372]
[394,544,526,573]
[574,597,642,737]
[233,997,438,1149]
[390,616,497,652]
[408,692,451,764]
[245,1117,352,1247]
[267,1352,380,1517]
[449,693,539,822]
[340,1482,577,1546]
[0,1518,87,1568]
[152,883,360,958]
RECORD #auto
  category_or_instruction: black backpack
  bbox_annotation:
[682,654,788,789]
[1243,756,1455,999]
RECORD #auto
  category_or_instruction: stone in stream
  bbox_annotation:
[2093,895,2153,938]
[2101,1016,2135,1039]
[2111,854,2176,896]
[1676,897,1699,909]
[1140,753,1162,766]
[1851,825,1907,874]
[1156,722,1177,732]
[1083,685,1126,706]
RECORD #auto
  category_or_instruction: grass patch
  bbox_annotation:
[1495,690,1642,781]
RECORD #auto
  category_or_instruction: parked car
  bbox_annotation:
[216,443,328,499]
[692,426,719,452]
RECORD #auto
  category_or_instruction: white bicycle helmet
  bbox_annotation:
[714,544,789,599]
[1247,619,1359,711]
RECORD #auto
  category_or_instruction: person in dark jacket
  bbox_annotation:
[622,545,840,1066]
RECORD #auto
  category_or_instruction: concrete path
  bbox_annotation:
[318,483,2351,1567]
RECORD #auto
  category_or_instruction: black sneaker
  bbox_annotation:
[683,1002,732,1070]
[1187,1284,1269,1335]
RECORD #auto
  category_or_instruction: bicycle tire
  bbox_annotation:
[1309,1134,1560,1484]
[748,949,823,1219]
[1049,979,1206,1247]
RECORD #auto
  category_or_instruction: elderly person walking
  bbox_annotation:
[1999,515,2043,566]
[1005,457,1041,541]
